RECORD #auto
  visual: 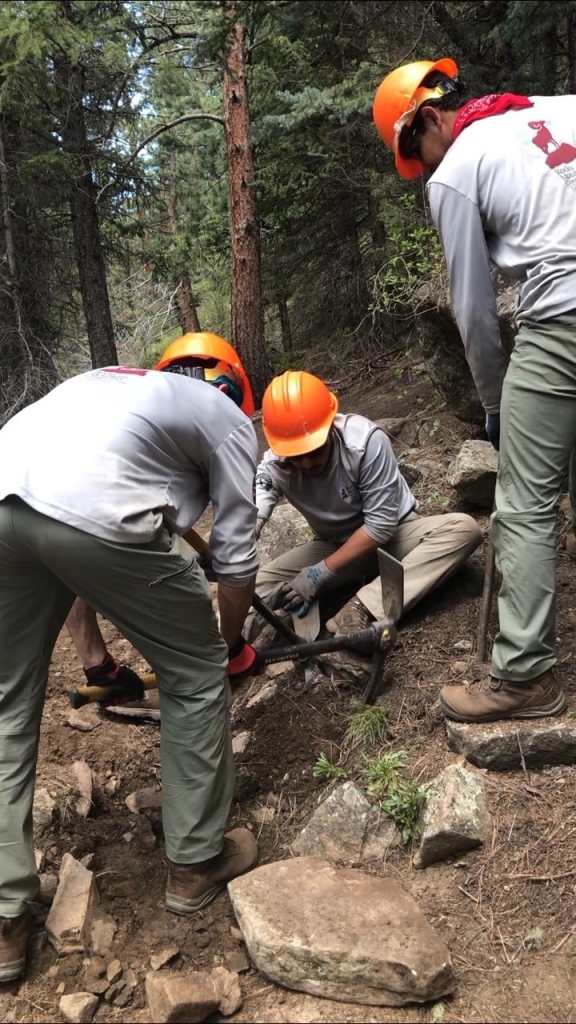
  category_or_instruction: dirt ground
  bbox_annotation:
[4,349,576,1024]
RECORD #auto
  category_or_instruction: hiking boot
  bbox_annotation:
[100,690,161,723]
[439,670,567,723]
[165,828,258,916]
[0,912,31,982]
[332,597,372,636]
[566,530,576,560]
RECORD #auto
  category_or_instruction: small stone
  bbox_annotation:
[451,661,469,675]
[453,640,473,652]
[106,959,123,983]
[85,909,117,958]
[38,872,59,906]
[33,788,56,839]
[145,971,220,1023]
[211,966,242,1016]
[246,682,278,707]
[232,732,251,756]
[59,992,99,1024]
[45,854,98,954]
[417,764,491,868]
[123,968,138,989]
[197,933,211,949]
[73,761,93,818]
[123,832,134,842]
[56,982,66,994]
[150,945,180,971]
[125,785,163,814]
[251,805,275,824]
[112,983,133,1008]
[35,848,45,872]
[67,709,99,732]
[224,949,250,973]
[230,926,243,943]
[103,778,120,796]
[524,927,545,951]
[266,661,294,678]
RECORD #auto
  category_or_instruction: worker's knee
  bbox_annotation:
[454,513,484,551]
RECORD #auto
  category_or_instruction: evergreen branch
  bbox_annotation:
[126,113,225,165]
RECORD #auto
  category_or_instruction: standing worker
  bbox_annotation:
[0,332,262,981]
[373,58,576,722]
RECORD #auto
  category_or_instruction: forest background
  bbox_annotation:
[1,0,575,425]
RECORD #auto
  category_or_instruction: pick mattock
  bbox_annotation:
[67,549,405,709]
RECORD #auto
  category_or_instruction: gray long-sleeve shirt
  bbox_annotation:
[428,94,576,413]
[255,413,415,545]
[0,367,259,585]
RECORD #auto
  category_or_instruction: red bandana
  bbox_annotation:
[452,93,534,140]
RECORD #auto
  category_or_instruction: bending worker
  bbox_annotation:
[248,369,482,641]
[373,58,576,722]
[0,332,261,982]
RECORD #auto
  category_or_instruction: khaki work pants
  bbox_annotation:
[0,497,233,917]
[492,312,576,681]
[246,511,482,641]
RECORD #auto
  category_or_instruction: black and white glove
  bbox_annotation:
[281,560,336,617]
[485,412,500,451]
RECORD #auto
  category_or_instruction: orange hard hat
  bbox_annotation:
[155,331,255,416]
[373,58,459,179]
[262,371,338,457]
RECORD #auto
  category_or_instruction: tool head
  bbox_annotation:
[377,549,404,625]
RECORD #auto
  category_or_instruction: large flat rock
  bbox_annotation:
[446,715,576,770]
[228,857,454,1007]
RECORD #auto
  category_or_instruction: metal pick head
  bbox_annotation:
[377,549,404,625]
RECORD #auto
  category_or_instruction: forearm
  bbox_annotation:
[65,597,107,669]
[217,579,256,647]
[324,526,379,575]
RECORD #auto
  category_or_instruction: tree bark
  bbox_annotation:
[169,148,201,334]
[569,8,576,93]
[54,2,118,368]
[223,20,271,406]
[276,290,292,352]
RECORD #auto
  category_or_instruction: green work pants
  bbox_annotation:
[0,497,232,917]
[492,312,576,681]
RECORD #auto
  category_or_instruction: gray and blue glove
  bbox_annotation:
[485,412,500,451]
[281,560,336,617]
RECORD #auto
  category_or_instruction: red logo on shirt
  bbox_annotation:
[103,366,148,376]
[529,121,576,168]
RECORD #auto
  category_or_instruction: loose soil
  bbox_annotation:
[4,349,576,1024]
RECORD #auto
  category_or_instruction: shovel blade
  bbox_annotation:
[377,549,403,625]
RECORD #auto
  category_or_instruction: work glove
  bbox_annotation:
[281,560,336,618]
[227,637,265,684]
[485,412,500,451]
[84,654,145,707]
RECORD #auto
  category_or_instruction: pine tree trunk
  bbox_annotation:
[54,2,117,368]
[276,291,293,351]
[169,149,201,333]
[569,9,576,93]
[223,20,271,405]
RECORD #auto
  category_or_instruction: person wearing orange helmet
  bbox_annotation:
[0,332,261,980]
[373,59,576,723]
[247,370,481,643]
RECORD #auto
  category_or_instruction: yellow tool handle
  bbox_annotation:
[68,672,158,709]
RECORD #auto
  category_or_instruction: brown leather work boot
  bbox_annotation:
[165,828,258,916]
[439,670,567,723]
[0,912,31,982]
[566,531,576,560]
[332,597,372,636]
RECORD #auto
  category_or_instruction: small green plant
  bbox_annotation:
[381,779,428,844]
[313,752,347,782]
[357,750,427,844]
[429,418,441,437]
[343,703,390,750]
[358,750,408,799]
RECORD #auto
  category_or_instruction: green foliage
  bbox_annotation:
[343,703,390,750]
[313,752,348,782]
[358,749,427,844]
